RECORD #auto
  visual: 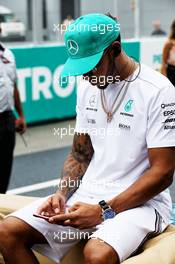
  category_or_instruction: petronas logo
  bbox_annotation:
[124,100,134,112]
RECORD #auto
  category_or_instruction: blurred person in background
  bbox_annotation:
[151,20,166,36]
[62,14,74,31]
[0,26,26,194]
[161,20,175,86]
[59,15,74,42]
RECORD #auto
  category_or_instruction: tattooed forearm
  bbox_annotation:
[57,133,94,200]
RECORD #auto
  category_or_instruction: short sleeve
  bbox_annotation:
[146,84,175,148]
[74,80,89,134]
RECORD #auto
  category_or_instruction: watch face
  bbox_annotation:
[103,209,116,220]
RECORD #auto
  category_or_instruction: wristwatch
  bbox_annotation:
[99,200,116,221]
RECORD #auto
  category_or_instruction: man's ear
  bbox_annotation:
[111,41,121,57]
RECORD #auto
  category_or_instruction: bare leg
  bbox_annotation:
[83,238,119,264]
[0,217,47,264]
[3,247,40,264]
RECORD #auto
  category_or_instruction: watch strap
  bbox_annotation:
[99,200,111,211]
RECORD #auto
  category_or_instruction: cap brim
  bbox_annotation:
[61,51,104,77]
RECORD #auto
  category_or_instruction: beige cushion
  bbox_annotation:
[122,225,175,264]
[0,194,38,216]
[0,194,175,264]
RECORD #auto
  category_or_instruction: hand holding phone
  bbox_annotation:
[36,193,66,216]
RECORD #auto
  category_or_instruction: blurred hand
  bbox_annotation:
[36,192,66,217]
[15,117,26,134]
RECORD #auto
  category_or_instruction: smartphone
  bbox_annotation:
[33,213,50,220]
[33,206,70,221]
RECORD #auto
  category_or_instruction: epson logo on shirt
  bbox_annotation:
[163,109,175,116]
[118,123,131,131]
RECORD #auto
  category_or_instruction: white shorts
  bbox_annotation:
[9,193,167,263]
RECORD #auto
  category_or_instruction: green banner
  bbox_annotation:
[12,45,77,123]
[11,41,140,124]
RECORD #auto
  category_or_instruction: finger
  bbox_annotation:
[68,202,80,212]
[63,219,72,225]
[36,203,48,215]
[59,197,66,213]
[68,207,78,213]
[63,220,81,228]
[51,196,62,214]
[36,199,52,215]
[49,212,76,223]
[52,195,65,214]
[42,211,49,216]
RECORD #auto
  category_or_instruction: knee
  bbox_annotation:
[0,218,28,255]
[0,220,17,250]
[84,249,105,264]
[83,239,119,264]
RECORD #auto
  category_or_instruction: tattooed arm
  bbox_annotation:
[37,132,94,216]
[58,132,94,200]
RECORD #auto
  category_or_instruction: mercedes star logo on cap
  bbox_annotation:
[67,40,79,55]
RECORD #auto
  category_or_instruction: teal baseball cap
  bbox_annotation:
[61,13,120,77]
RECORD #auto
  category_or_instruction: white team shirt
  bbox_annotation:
[0,45,17,113]
[74,64,175,224]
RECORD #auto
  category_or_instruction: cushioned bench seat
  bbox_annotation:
[0,194,175,264]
